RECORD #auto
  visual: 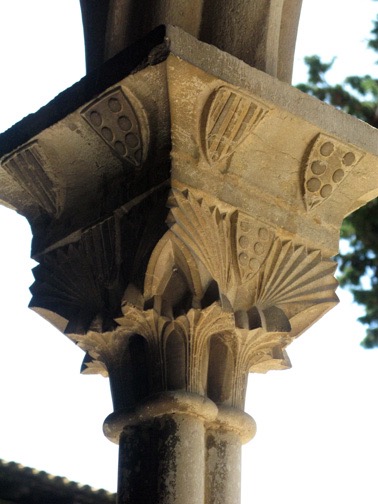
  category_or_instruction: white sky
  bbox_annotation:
[0,1,378,502]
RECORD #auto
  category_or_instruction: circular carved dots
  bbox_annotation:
[254,242,264,255]
[342,152,356,166]
[114,141,126,156]
[320,141,334,156]
[249,258,260,273]
[90,111,102,127]
[306,177,321,192]
[240,221,250,233]
[332,169,345,183]
[258,227,269,241]
[239,253,249,266]
[311,160,327,175]
[101,127,113,142]
[125,133,140,148]
[108,97,122,113]
[118,115,132,132]
[320,184,332,198]
[239,236,249,249]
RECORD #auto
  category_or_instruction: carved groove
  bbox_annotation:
[1,142,59,215]
[204,86,268,163]
[168,188,238,294]
[30,216,124,333]
[252,239,338,307]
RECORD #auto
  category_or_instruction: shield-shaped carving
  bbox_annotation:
[303,133,364,211]
[82,87,145,168]
[233,212,274,284]
[203,86,268,164]
[2,141,60,216]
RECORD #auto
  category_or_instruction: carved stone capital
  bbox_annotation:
[2,24,378,504]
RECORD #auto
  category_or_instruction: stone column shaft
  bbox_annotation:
[118,415,205,504]
[1,24,378,504]
[205,430,242,504]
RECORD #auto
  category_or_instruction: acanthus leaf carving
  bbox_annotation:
[29,215,125,335]
[171,304,235,396]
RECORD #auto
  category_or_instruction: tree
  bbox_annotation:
[297,14,378,348]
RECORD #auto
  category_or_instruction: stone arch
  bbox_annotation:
[144,231,203,316]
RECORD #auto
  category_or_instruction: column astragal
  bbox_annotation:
[1,26,378,504]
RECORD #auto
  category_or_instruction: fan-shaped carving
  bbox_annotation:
[250,238,338,309]
[30,216,124,334]
[168,189,238,296]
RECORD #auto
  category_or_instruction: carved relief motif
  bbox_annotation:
[167,187,337,321]
[249,238,338,311]
[303,133,364,210]
[82,87,145,167]
[235,216,274,283]
[30,216,124,334]
[1,141,60,216]
[168,189,238,296]
[170,304,235,395]
[32,181,338,411]
[202,86,268,164]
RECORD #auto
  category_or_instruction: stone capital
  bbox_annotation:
[1,24,378,504]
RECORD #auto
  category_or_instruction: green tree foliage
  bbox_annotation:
[297,15,378,348]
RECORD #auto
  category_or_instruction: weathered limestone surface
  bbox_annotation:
[2,26,378,503]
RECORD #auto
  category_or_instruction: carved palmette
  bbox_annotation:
[166,188,337,317]
[30,216,124,334]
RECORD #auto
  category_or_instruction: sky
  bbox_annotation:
[0,1,378,502]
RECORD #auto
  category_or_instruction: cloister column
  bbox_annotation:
[1,16,378,504]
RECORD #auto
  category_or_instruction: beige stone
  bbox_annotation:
[1,25,378,504]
